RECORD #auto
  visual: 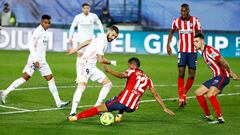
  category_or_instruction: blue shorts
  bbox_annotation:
[178,52,197,69]
[105,97,135,113]
[203,76,230,91]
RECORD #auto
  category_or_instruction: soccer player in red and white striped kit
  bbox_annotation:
[68,57,174,123]
[166,3,202,107]
[193,33,238,124]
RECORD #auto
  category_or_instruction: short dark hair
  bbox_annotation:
[41,15,51,20]
[82,3,90,7]
[4,3,9,7]
[181,3,189,9]
[128,57,140,68]
[194,33,204,39]
[109,25,119,34]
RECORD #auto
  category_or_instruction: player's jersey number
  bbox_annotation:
[134,76,148,93]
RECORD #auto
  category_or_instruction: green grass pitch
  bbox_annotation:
[0,50,239,135]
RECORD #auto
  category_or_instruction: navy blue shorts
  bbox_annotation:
[203,76,230,91]
[178,52,197,69]
[105,97,135,113]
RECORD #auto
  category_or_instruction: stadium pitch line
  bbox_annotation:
[0,92,240,115]
[1,84,240,92]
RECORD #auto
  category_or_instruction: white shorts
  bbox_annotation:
[23,61,52,77]
[76,59,106,84]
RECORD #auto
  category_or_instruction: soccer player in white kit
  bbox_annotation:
[0,15,69,108]
[66,25,119,116]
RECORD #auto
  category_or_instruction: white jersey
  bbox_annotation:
[80,34,108,65]
[28,25,49,62]
[69,12,104,43]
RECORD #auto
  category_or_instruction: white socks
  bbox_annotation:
[3,77,26,96]
[70,85,86,115]
[94,82,112,106]
[48,78,61,106]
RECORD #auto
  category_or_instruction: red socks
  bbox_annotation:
[178,77,184,101]
[196,95,210,116]
[184,78,194,95]
[76,107,99,120]
[209,96,222,118]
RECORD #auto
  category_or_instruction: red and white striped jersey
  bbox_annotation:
[117,68,153,110]
[172,16,201,53]
[202,45,229,77]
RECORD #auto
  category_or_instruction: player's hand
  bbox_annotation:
[110,60,117,66]
[167,44,172,55]
[230,71,239,80]
[103,64,111,72]
[164,108,175,116]
[33,61,40,70]
[66,48,76,55]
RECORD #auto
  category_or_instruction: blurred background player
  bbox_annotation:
[0,2,16,26]
[68,57,174,123]
[0,15,69,108]
[66,25,119,116]
[99,8,114,28]
[193,33,238,124]
[166,3,202,107]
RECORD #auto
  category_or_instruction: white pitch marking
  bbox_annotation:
[0,84,239,92]
[0,104,30,111]
[0,92,240,115]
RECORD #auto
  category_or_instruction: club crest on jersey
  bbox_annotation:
[213,79,219,85]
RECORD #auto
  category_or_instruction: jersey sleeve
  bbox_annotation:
[195,17,202,31]
[69,16,78,39]
[171,19,177,30]
[94,14,104,34]
[207,47,221,61]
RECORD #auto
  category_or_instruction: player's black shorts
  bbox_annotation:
[203,76,230,91]
[178,52,197,70]
[105,97,135,113]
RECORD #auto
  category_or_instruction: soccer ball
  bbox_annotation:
[100,112,114,126]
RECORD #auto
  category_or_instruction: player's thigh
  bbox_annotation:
[22,62,35,77]
[195,85,209,96]
[76,63,90,83]
[187,53,197,70]
[39,62,53,77]
[208,76,230,96]
[90,67,106,83]
[178,52,187,67]
[207,86,221,97]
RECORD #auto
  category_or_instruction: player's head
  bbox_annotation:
[82,3,90,15]
[3,3,10,12]
[41,15,51,30]
[128,57,140,69]
[181,3,190,19]
[194,33,205,50]
[107,25,119,42]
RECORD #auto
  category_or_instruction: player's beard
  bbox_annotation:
[107,34,113,42]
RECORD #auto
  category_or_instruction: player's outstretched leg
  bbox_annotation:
[68,103,108,122]
[115,110,124,123]
[1,77,27,104]
[94,78,112,106]
[45,76,70,108]
[69,84,86,115]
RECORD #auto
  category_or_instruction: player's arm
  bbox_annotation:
[97,54,117,66]
[28,31,40,69]
[102,65,128,78]
[94,14,104,34]
[166,29,175,55]
[149,87,175,116]
[69,16,78,44]
[218,57,238,80]
[66,39,92,55]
